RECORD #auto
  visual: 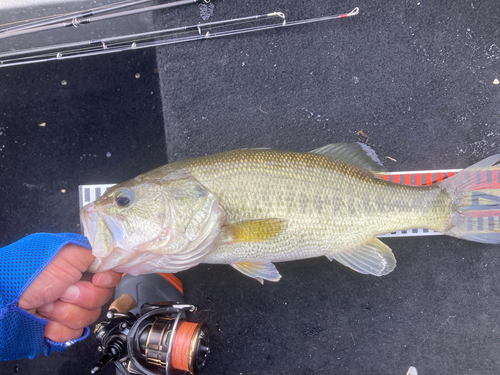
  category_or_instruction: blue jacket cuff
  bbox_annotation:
[0,233,91,360]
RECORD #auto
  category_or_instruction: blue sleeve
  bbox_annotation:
[0,233,92,360]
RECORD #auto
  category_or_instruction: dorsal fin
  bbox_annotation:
[310,143,387,173]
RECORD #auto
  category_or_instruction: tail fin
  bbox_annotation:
[439,154,500,244]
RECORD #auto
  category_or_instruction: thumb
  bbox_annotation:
[54,244,96,273]
[19,245,96,310]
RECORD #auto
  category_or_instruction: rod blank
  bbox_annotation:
[0,7,359,68]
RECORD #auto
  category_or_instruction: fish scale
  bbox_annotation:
[173,149,450,263]
[81,143,500,281]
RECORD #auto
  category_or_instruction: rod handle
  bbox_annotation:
[109,293,137,314]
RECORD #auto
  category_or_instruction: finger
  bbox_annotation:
[37,300,101,330]
[59,280,114,310]
[19,245,95,310]
[92,271,122,288]
[56,244,96,273]
[44,320,85,343]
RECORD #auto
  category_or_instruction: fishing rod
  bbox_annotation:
[0,0,211,40]
[0,0,153,34]
[0,6,359,68]
[0,13,285,61]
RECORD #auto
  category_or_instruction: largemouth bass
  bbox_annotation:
[81,143,500,282]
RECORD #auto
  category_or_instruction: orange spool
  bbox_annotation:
[171,321,199,373]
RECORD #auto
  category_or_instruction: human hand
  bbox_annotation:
[18,244,122,342]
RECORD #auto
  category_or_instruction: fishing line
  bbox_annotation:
[0,0,149,33]
[171,321,201,372]
[0,12,284,62]
[0,0,204,40]
[0,7,359,68]
[93,292,210,375]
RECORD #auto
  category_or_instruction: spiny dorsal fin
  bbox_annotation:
[311,143,387,173]
[326,237,396,276]
[223,219,287,243]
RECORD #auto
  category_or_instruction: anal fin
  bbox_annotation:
[230,262,282,284]
[327,238,396,276]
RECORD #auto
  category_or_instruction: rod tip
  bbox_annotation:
[349,7,360,16]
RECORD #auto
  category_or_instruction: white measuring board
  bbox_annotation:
[78,167,500,239]
[79,184,116,210]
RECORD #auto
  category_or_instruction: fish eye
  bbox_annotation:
[116,196,130,206]
[114,189,133,207]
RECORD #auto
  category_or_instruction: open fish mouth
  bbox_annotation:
[81,203,98,248]
[80,202,120,271]
[80,202,169,273]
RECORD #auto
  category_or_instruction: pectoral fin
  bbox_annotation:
[326,238,396,276]
[223,219,287,243]
[230,262,282,284]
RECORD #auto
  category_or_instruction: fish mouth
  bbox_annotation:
[80,203,98,248]
[80,202,121,271]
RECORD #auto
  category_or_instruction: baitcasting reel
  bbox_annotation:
[91,274,210,375]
